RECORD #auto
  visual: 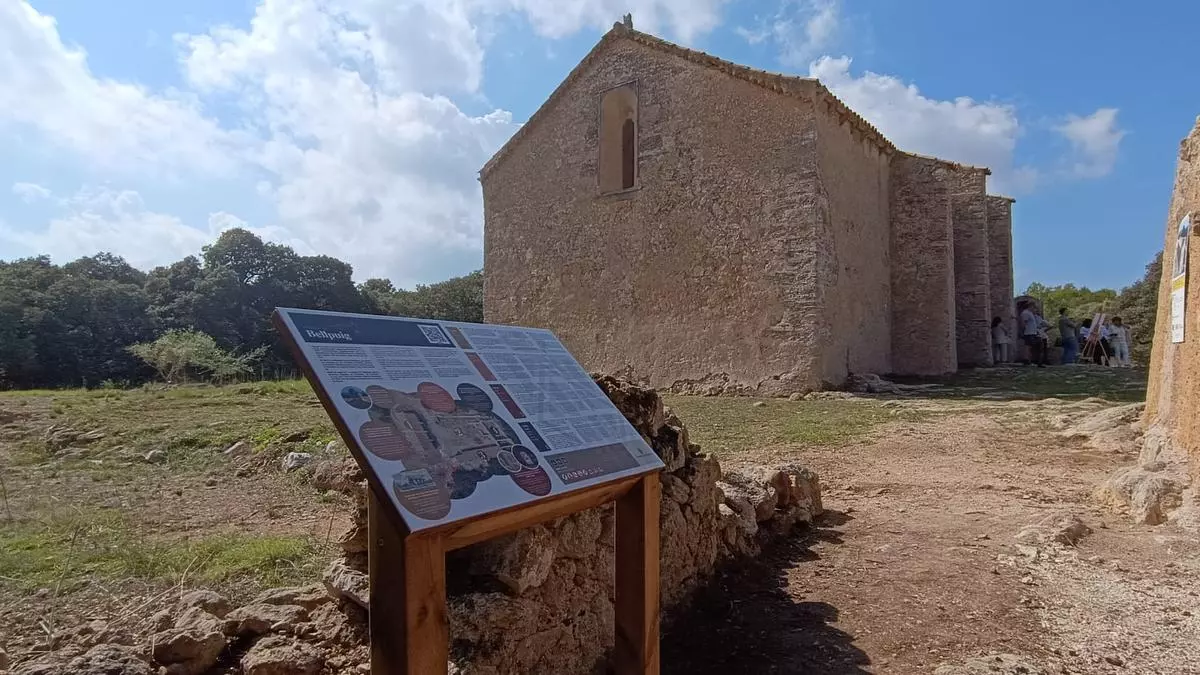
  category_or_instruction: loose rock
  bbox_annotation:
[223,603,308,637]
[323,560,369,610]
[177,589,232,618]
[66,644,154,675]
[1014,512,1093,546]
[467,526,557,594]
[151,628,225,675]
[252,585,330,611]
[241,636,322,675]
[281,452,314,472]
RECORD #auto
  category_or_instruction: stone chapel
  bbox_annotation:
[480,22,1015,394]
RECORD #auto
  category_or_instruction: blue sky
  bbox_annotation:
[1,0,1195,291]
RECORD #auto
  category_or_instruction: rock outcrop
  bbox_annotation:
[1095,423,1195,526]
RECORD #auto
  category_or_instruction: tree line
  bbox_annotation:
[1023,251,1162,363]
[0,227,1165,389]
[0,229,483,389]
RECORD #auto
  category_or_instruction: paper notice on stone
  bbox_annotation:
[1172,214,1190,343]
[275,308,663,532]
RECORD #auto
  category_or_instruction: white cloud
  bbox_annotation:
[179,0,487,96]
[810,56,1038,195]
[0,2,246,176]
[737,0,839,66]
[2,0,730,285]
[175,0,521,284]
[1055,108,1124,178]
[0,187,232,269]
[11,182,51,203]
[497,0,728,42]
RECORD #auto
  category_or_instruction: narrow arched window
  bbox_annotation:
[621,118,636,189]
[599,83,637,193]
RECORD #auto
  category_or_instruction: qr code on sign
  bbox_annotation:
[419,324,450,345]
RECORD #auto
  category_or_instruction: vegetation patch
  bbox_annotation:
[664,397,927,456]
[1,382,336,475]
[893,365,1148,403]
[0,511,320,591]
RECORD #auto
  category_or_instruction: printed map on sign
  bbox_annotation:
[274,309,664,531]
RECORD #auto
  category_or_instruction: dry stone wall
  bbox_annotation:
[950,166,993,367]
[334,376,822,674]
[986,196,1017,345]
[483,34,831,395]
[888,153,957,375]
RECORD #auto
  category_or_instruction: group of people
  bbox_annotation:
[990,306,1133,367]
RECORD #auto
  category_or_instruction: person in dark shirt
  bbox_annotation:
[1058,308,1078,365]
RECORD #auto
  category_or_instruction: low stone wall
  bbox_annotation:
[329,375,823,674]
[12,376,822,675]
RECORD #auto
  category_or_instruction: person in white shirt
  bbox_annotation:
[991,316,1011,364]
[1019,306,1049,367]
[1108,316,1131,366]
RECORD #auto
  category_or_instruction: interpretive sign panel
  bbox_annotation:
[274,308,664,531]
[1172,214,1190,343]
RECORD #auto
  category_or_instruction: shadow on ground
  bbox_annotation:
[661,512,868,674]
[888,364,1147,403]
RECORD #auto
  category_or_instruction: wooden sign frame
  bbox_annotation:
[272,310,661,675]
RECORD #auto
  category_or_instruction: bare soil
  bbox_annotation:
[3,368,1197,674]
[663,394,1200,674]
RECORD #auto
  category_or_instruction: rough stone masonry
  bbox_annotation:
[481,22,1016,394]
[1097,115,1200,529]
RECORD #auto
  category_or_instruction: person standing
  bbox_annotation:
[1020,305,1047,367]
[1058,308,1078,365]
[1036,311,1052,366]
[991,316,1011,364]
[1108,316,1131,367]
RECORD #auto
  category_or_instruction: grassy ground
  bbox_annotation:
[892,364,1148,403]
[0,365,1148,657]
[0,510,317,591]
[0,380,345,613]
[663,397,928,457]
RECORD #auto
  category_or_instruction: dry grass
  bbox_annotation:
[664,396,929,457]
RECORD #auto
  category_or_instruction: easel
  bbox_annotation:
[272,311,662,675]
[1081,311,1110,364]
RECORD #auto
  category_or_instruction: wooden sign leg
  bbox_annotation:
[369,490,449,675]
[613,473,661,675]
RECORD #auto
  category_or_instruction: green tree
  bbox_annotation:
[388,270,484,322]
[0,230,482,389]
[1112,251,1162,363]
[358,278,397,313]
[1023,282,1118,323]
[128,330,265,384]
[0,254,154,387]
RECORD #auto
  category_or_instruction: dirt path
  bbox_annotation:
[662,400,1200,674]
